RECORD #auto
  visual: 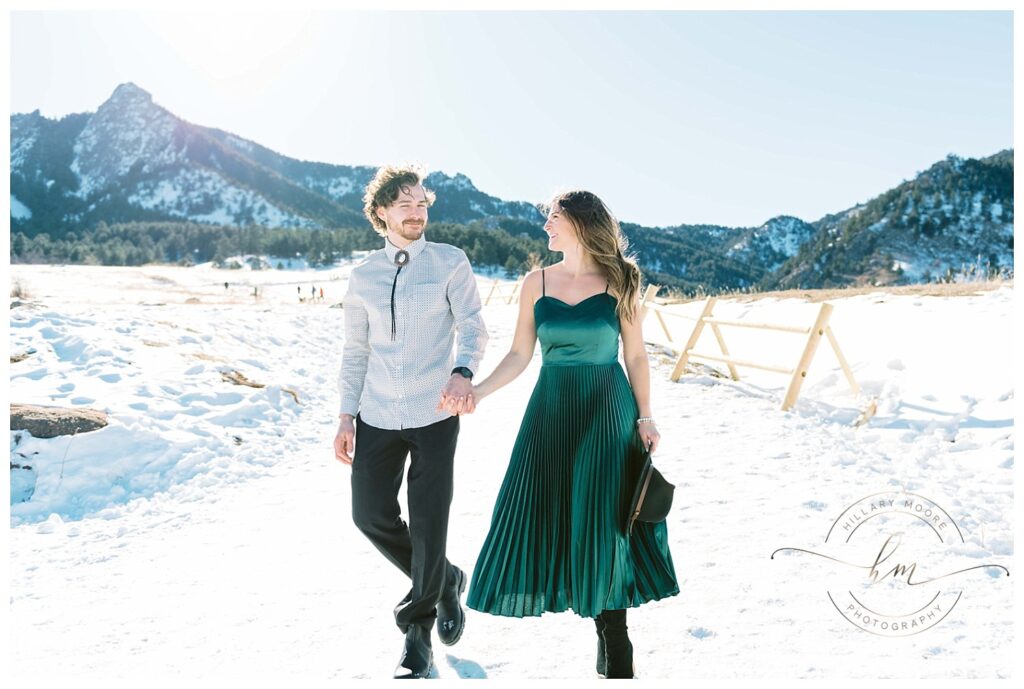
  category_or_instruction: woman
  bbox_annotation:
[464,190,679,678]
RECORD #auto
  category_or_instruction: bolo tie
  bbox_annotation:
[390,248,410,340]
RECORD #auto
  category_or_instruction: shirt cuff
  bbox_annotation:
[455,355,481,375]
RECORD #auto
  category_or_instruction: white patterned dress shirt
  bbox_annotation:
[338,235,489,430]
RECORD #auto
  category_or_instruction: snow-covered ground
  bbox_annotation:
[7,263,1014,679]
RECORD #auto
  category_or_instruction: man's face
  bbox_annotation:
[377,183,429,241]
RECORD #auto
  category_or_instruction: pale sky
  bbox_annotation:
[10,10,1013,228]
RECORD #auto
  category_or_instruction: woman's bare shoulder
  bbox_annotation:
[521,268,545,296]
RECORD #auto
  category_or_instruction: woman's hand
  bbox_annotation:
[638,421,660,454]
[469,384,486,409]
[438,374,475,415]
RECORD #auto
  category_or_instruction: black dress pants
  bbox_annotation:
[350,412,460,634]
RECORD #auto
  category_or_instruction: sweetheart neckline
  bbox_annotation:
[535,293,617,309]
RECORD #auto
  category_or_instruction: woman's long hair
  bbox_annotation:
[546,190,643,322]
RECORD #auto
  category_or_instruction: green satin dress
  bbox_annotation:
[466,273,679,618]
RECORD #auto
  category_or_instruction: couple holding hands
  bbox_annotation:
[334,165,678,679]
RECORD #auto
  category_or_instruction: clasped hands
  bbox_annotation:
[437,374,478,415]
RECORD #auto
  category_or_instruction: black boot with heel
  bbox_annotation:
[596,609,634,679]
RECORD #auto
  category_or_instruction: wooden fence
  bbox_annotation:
[639,286,861,412]
[481,277,524,305]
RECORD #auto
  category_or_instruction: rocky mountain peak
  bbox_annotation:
[70,82,181,198]
[104,82,154,109]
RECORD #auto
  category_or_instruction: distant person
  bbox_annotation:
[333,165,488,678]
[224,281,229,290]
[465,190,678,678]
[311,284,316,300]
[320,286,325,301]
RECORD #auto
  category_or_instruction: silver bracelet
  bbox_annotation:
[636,417,655,426]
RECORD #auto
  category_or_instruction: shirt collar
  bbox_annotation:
[384,235,427,264]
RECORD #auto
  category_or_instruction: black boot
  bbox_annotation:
[595,615,608,677]
[598,609,634,679]
[436,566,466,646]
[394,624,433,679]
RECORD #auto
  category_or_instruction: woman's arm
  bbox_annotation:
[473,270,542,401]
[620,293,661,453]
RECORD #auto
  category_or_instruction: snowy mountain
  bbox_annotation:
[10,83,542,235]
[722,215,819,273]
[757,151,1014,288]
[629,216,820,291]
[9,83,1014,289]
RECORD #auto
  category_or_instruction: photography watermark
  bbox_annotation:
[772,491,1009,636]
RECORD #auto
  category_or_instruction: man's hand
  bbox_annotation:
[334,415,356,465]
[437,374,475,415]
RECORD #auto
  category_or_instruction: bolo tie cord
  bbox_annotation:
[390,266,402,340]
[390,248,410,340]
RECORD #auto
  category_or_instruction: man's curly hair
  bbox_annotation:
[362,165,436,236]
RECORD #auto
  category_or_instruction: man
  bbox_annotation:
[334,165,488,679]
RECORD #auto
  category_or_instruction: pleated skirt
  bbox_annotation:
[466,362,679,618]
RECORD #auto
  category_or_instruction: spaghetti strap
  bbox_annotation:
[604,281,609,294]
[541,268,546,296]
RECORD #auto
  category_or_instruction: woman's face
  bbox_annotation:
[543,202,579,254]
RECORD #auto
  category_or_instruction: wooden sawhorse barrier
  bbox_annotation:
[639,286,861,411]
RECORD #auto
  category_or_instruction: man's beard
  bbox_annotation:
[393,220,425,241]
